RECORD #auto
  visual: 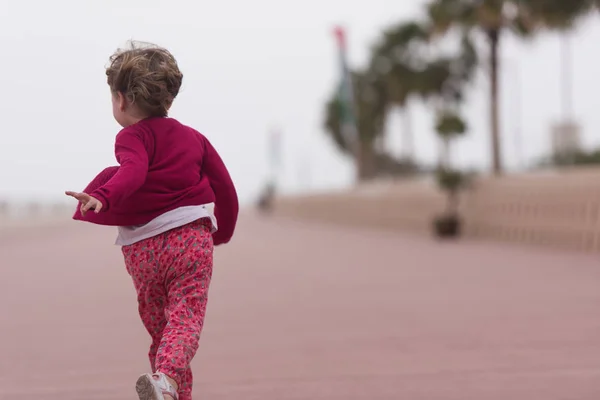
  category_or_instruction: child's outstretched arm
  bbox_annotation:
[69,166,125,225]
[202,136,239,245]
[89,128,149,211]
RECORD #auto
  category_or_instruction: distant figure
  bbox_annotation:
[65,41,239,400]
[257,182,276,213]
[0,200,8,215]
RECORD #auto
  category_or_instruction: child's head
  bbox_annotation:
[106,41,183,127]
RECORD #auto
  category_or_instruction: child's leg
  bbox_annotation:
[122,245,169,372]
[155,221,214,400]
[139,283,168,373]
[178,368,193,399]
[123,220,213,400]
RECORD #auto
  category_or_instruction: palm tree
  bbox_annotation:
[324,70,420,179]
[324,70,388,180]
[368,19,478,161]
[323,19,476,180]
[426,0,595,176]
[368,21,430,161]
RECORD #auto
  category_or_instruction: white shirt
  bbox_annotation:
[115,203,218,246]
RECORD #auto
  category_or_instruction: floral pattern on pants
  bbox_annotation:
[122,218,214,400]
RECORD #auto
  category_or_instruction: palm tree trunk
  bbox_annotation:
[402,106,414,162]
[441,137,451,169]
[374,134,385,154]
[488,28,502,175]
[357,139,376,181]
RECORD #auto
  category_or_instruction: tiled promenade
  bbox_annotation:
[2,212,600,399]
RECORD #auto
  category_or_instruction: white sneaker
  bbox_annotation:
[135,372,179,400]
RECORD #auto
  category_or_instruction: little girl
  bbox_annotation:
[66,41,239,400]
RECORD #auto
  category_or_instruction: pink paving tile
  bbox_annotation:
[1,213,599,399]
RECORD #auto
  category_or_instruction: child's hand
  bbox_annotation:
[65,191,103,215]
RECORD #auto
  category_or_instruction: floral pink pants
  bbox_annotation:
[122,219,214,400]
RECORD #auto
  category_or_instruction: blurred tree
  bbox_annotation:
[436,110,468,168]
[368,21,429,161]
[368,19,477,160]
[324,70,386,180]
[426,0,596,176]
[415,33,478,101]
[433,109,469,235]
[324,70,419,179]
[324,20,477,179]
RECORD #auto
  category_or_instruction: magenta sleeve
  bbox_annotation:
[202,137,239,245]
[72,166,121,224]
[90,128,149,211]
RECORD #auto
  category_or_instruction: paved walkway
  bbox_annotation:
[1,213,600,399]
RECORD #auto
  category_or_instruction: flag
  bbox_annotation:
[333,26,358,146]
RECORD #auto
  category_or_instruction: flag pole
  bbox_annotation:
[333,26,361,181]
[268,128,281,188]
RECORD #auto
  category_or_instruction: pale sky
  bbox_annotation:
[1,1,599,205]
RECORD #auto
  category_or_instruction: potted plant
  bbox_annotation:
[432,110,468,238]
[434,168,466,237]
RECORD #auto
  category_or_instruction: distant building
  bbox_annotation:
[551,121,581,159]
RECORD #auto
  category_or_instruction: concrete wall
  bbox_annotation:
[0,202,73,234]
[274,167,600,253]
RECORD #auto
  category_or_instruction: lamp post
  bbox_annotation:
[561,33,573,122]
[550,32,580,165]
[268,127,282,190]
[501,57,524,171]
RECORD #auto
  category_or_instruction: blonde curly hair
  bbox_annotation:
[106,41,183,117]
